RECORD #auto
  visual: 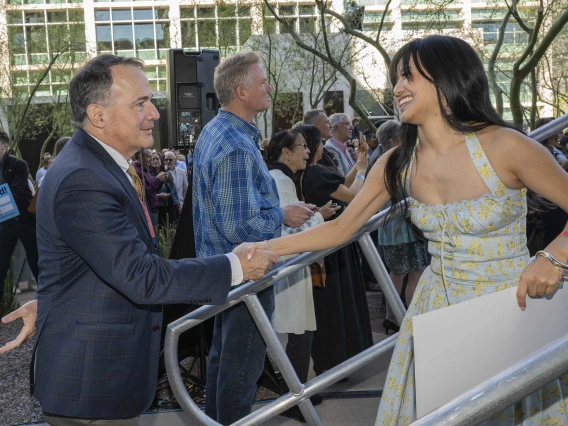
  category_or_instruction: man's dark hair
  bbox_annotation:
[303,109,326,125]
[69,55,144,128]
[0,129,9,146]
[133,148,151,161]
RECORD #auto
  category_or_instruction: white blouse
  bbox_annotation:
[269,169,324,334]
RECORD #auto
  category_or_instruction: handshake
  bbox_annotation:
[232,242,278,282]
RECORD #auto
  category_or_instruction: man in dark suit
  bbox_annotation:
[0,55,278,425]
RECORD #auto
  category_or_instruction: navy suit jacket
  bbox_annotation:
[33,128,232,419]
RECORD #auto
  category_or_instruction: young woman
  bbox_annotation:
[247,35,568,424]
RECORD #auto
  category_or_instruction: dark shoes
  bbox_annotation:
[280,405,306,422]
[365,280,381,292]
[279,394,323,423]
[383,319,400,335]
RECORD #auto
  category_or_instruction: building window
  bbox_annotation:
[144,65,167,92]
[400,9,462,30]
[7,10,86,66]
[180,4,252,52]
[362,12,393,32]
[6,0,81,4]
[263,2,319,35]
[472,22,529,45]
[95,6,169,60]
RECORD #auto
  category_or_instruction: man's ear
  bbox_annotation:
[86,104,105,129]
[234,84,247,102]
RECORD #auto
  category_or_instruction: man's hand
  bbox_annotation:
[283,203,315,228]
[0,300,37,354]
[233,244,279,281]
[157,172,168,182]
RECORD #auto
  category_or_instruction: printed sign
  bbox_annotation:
[0,183,20,223]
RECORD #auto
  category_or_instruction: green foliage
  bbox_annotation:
[157,220,177,260]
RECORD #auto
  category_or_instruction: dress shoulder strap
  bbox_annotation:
[464,133,505,194]
[403,144,418,196]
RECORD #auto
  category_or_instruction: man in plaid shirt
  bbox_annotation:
[193,51,314,425]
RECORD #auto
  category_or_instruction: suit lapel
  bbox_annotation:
[72,129,152,239]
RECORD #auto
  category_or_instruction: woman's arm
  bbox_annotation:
[330,151,369,203]
[265,151,392,257]
[493,128,568,308]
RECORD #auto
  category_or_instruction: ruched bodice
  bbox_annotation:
[407,133,530,305]
[376,133,568,425]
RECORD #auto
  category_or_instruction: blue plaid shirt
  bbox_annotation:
[193,109,285,257]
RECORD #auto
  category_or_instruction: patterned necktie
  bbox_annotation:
[126,163,144,201]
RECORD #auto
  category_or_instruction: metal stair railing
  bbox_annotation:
[164,206,406,426]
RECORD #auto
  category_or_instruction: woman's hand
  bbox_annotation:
[157,193,171,199]
[356,151,368,173]
[317,200,341,220]
[516,257,563,310]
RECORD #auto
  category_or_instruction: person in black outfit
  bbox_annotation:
[0,129,39,305]
[296,124,373,376]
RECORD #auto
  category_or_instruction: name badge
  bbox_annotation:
[0,183,20,223]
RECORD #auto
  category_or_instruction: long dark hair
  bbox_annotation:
[295,124,323,200]
[266,129,302,164]
[384,35,522,224]
[296,124,321,164]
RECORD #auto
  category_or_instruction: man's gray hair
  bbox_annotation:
[69,54,144,128]
[214,51,261,105]
[329,113,350,128]
[303,109,325,125]
[376,120,401,150]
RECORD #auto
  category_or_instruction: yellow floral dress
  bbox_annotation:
[376,133,568,425]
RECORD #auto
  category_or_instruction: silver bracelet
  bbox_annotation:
[535,250,568,278]
[355,174,365,180]
[264,240,272,252]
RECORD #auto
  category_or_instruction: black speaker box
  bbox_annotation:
[166,49,220,150]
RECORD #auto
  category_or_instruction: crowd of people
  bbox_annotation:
[0,33,567,426]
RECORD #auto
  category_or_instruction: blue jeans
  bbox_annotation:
[205,286,274,425]
[0,218,39,304]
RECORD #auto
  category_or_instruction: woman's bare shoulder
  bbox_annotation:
[476,125,541,159]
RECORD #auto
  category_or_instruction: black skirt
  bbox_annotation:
[382,240,431,275]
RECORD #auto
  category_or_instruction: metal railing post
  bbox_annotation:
[164,319,222,426]
[358,232,406,325]
[242,294,323,426]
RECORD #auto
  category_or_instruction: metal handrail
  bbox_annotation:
[165,112,568,426]
[165,206,406,426]
[527,112,568,142]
